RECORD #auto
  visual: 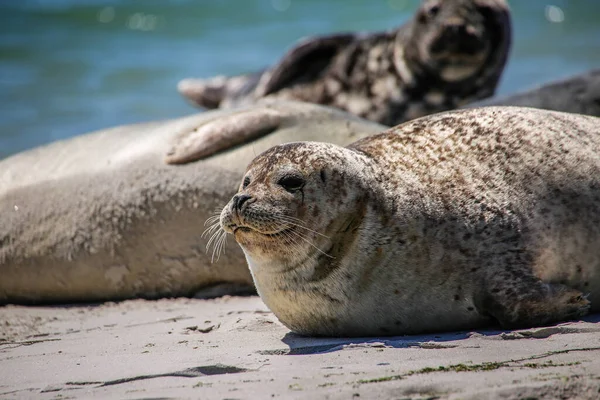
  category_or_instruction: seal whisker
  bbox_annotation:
[206,232,220,254]
[202,221,222,239]
[278,229,307,261]
[274,215,331,239]
[204,214,221,226]
[273,214,311,224]
[210,230,227,263]
[206,225,225,253]
[210,234,220,263]
[212,232,222,261]
[203,221,220,235]
[212,230,228,263]
[286,228,334,259]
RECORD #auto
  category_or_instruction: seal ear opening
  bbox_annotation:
[164,108,284,165]
[320,169,327,183]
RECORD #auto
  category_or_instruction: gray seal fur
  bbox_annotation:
[468,68,600,117]
[0,101,386,304]
[220,106,600,337]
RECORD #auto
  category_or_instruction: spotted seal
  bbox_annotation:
[179,0,511,126]
[218,106,600,337]
[468,68,600,117]
[0,101,385,304]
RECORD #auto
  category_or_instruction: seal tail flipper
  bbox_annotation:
[164,107,285,165]
[476,273,591,329]
[178,70,265,109]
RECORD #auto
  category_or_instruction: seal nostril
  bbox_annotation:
[446,23,468,37]
[233,194,252,211]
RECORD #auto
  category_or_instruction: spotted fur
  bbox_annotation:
[220,106,600,337]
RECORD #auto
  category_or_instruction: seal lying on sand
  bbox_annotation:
[179,0,511,126]
[0,101,385,304]
[219,106,600,337]
[469,68,600,117]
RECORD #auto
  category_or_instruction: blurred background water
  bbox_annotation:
[0,0,598,160]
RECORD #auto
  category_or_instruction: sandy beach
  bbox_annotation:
[2,296,599,399]
[2,2,600,399]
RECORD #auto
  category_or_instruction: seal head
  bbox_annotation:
[402,0,505,82]
[221,142,369,268]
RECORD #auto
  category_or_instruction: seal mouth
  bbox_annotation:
[233,225,293,238]
[233,226,253,234]
[430,28,488,58]
[262,227,294,238]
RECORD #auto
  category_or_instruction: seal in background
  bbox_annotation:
[179,0,511,126]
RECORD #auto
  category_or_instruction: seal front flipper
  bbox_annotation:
[164,108,285,165]
[256,33,357,96]
[477,268,591,329]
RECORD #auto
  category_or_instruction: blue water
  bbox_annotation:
[0,0,599,159]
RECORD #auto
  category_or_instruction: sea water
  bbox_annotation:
[0,0,598,159]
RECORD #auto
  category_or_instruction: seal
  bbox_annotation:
[219,106,600,337]
[468,68,600,117]
[179,0,511,126]
[0,100,386,304]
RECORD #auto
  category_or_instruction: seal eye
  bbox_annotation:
[427,4,440,18]
[418,3,440,23]
[278,175,305,193]
[242,176,251,189]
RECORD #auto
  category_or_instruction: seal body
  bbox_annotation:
[220,106,600,337]
[179,0,511,126]
[0,101,385,304]
[468,68,600,117]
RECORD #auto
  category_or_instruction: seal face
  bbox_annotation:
[220,142,367,268]
[179,0,511,126]
[407,0,493,82]
[219,107,600,337]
